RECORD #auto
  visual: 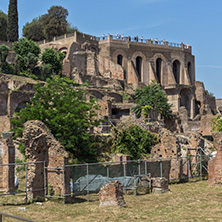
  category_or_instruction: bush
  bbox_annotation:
[111,123,159,159]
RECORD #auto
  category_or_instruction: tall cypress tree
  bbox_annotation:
[7,0,18,42]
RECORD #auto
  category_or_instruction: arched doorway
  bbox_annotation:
[180,88,191,117]
[187,62,192,84]
[117,54,123,66]
[173,60,180,84]
[136,56,142,82]
[156,58,162,83]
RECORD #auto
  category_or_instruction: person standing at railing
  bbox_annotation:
[103,34,105,40]
[129,36,131,41]
[155,38,158,44]
[121,34,124,40]
[141,36,143,42]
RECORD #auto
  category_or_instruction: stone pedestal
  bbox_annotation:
[152,177,169,193]
[99,180,126,207]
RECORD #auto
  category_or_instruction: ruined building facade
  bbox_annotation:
[39,32,214,122]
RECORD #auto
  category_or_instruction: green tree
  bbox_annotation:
[0,44,15,74]
[41,48,65,75]
[211,115,222,132]
[7,0,19,42]
[42,6,68,40]
[111,123,159,159]
[133,81,173,118]
[0,11,8,41]
[13,38,41,73]
[22,17,45,41]
[10,77,101,161]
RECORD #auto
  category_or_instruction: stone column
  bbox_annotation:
[190,97,195,119]
[0,132,15,193]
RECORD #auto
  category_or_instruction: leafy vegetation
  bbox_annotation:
[41,48,65,75]
[111,123,159,159]
[10,77,102,161]
[133,81,172,118]
[211,115,222,132]
[7,0,18,42]
[0,11,8,41]
[13,38,41,74]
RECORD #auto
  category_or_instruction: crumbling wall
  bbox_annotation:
[0,132,15,193]
[23,120,71,202]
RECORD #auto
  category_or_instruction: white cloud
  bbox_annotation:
[197,65,222,69]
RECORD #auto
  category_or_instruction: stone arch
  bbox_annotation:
[151,53,167,84]
[107,92,123,103]
[89,90,104,100]
[132,51,146,82]
[117,54,123,66]
[187,61,192,84]
[113,49,127,66]
[173,59,181,84]
[180,88,192,117]
[59,47,68,55]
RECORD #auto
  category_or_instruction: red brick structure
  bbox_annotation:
[208,143,222,186]
[23,120,71,202]
[0,133,15,193]
[99,180,126,207]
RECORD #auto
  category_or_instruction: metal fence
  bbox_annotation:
[0,155,210,205]
[61,155,209,202]
[0,161,45,205]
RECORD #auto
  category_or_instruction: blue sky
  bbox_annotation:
[1,0,222,98]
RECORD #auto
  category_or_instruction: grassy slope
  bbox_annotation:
[1,180,222,221]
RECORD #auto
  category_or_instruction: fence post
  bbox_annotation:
[160,159,163,178]
[187,157,190,181]
[107,164,109,178]
[145,159,147,176]
[138,160,141,176]
[123,162,126,193]
[175,158,177,182]
[25,164,28,204]
[63,165,65,204]
[86,164,89,201]
[43,161,46,202]
[200,155,202,180]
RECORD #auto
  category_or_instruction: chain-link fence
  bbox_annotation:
[62,155,210,202]
[0,161,45,205]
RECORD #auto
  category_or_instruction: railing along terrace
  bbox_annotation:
[99,35,190,50]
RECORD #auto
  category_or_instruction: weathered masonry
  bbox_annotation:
[39,32,197,119]
[99,35,195,118]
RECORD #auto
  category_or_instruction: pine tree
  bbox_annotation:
[7,0,19,42]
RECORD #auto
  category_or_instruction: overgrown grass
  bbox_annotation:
[1,180,222,221]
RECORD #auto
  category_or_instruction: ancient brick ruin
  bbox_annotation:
[99,180,126,207]
[22,120,71,202]
[152,177,169,194]
[208,142,222,186]
[0,132,15,193]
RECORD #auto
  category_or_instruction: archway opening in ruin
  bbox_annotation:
[15,101,29,113]
[180,88,191,117]
[188,62,192,84]
[117,54,123,66]
[156,58,162,83]
[173,60,180,84]
[136,56,142,82]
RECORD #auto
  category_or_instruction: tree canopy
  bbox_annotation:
[11,77,102,161]
[41,48,65,75]
[13,38,41,73]
[7,0,18,42]
[22,17,45,42]
[0,11,8,41]
[111,123,159,159]
[132,81,173,118]
[42,6,68,40]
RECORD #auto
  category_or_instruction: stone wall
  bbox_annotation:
[209,143,222,185]
[0,133,15,193]
[23,120,71,202]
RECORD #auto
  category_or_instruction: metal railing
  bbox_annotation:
[0,212,38,222]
